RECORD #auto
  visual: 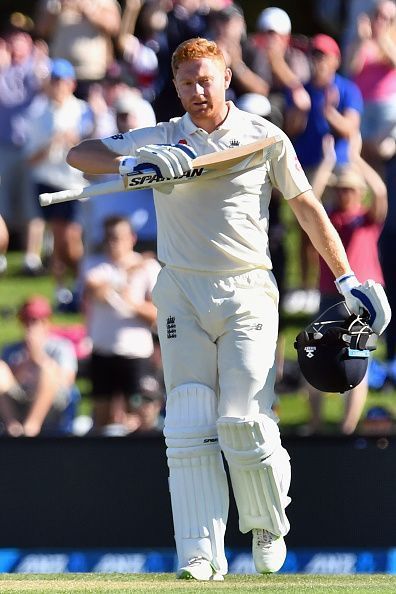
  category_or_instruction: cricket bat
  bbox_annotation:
[39,135,282,206]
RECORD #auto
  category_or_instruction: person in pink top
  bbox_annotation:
[345,0,396,170]
[305,133,388,435]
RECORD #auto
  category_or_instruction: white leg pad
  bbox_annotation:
[217,415,290,536]
[164,383,229,574]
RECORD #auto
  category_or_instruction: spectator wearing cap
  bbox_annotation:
[0,296,78,437]
[24,58,94,307]
[284,34,363,307]
[126,374,165,436]
[244,6,311,127]
[34,0,121,99]
[113,89,156,131]
[285,34,363,170]
[303,131,387,435]
[81,89,158,255]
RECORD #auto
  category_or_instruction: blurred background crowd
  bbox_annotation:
[0,0,396,438]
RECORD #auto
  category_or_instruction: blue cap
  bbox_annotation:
[50,58,76,80]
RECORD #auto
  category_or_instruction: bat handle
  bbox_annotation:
[39,188,87,206]
[39,179,125,206]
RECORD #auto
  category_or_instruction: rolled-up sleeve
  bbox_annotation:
[269,132,312,200]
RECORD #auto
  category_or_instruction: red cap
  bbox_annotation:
[18,296,52,322]
[311,34,340,58]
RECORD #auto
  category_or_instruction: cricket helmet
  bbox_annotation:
[294,301,377,393]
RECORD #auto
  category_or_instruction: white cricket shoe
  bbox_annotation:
[252,529,286,573]
[176,557,224,581]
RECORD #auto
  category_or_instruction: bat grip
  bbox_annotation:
[39,188,87,206]
[39,179,125,206]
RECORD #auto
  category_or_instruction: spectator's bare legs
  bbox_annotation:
[25,216,45,272]
[341,374,368,435]
[307,384,324,434]
[51,220,83,289]
[0,214,9,273]
[300,229,319,290]
[0,361,24,436]
[306,374,368,435]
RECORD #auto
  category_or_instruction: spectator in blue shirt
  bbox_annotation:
[283,34,363,307]
[285,34,363,170]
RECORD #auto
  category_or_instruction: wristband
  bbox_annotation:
[335,272,359,294]
[119,156,138,176]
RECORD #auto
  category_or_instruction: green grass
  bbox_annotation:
[0,252,82,345]
[0,574,395,594]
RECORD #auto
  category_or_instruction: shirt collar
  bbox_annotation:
[180,101,241,136]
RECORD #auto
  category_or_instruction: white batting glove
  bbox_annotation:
[335,273,392,336]
[119,156,138,176]
[132,143,196,179]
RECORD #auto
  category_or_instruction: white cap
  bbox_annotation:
[256,7,292,35]
[236,93,271,117]
[114,91,156,128]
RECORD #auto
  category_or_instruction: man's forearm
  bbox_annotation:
[67,139,122,174]
[289,191,352,278]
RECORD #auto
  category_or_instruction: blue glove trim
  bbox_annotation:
[157,143,197,159]
[133,162,163,177]
[337,273,356,285]
[174,143,197,159]
[350,288,377,325]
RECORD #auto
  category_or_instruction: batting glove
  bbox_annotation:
[120,143,196,179]
[335,272,391,336]
[119,156,138,176]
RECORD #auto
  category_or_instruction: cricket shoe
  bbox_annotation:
[176,557,224,581]
[252,529,286,573]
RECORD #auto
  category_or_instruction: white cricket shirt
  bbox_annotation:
[102,102,311,272]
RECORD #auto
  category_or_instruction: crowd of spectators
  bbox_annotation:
[0,0,396,436]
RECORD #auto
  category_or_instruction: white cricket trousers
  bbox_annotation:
[152,265,280,417]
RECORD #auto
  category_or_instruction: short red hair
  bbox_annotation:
[172,37,226,76]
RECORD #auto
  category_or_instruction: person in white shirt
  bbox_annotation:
[67,37,391,581]
[25,58,93,300]
[82,215,160,435]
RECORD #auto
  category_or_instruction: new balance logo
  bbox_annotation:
[167,316,176,339]
[304,346,316,358]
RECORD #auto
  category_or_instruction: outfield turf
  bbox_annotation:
[0,574,395,594]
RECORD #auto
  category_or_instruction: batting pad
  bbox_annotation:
[217,416,290,536]
[164,383,229,574]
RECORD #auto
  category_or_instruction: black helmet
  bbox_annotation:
[294,301,377,393]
